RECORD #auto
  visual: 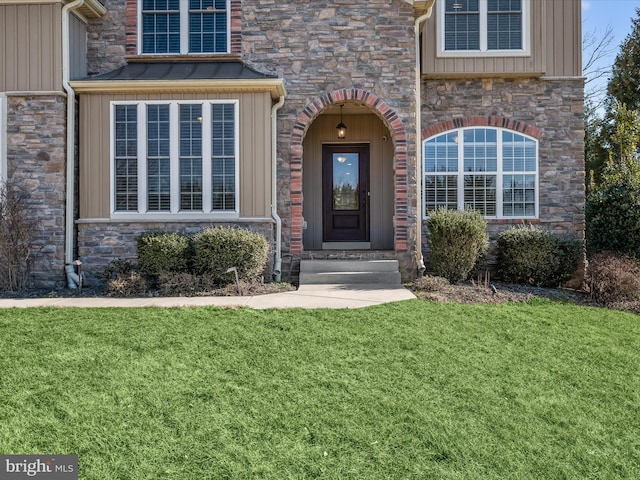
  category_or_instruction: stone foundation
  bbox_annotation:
[6,94,67,288]
[77,221,276,284]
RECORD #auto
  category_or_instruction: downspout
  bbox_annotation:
[62,0,85,288]
[271,93,286,282]
[414,4,433,278]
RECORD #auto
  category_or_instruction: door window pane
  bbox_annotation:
[333,153,359,210]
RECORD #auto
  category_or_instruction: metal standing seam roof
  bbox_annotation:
[85,60,278,81]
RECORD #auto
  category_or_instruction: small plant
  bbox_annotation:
[412,275,450,292]
[497,225,581,287]
[587,252,640,304]
[106,271,148,297]
[192,227,269,282]
[136,232,192,274]
[0,180,39,291]
[425,207,488,283]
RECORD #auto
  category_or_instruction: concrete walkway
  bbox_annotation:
[0,284,416,309]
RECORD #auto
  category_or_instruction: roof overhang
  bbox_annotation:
[72,0,106,20]
[0,0,107,18]
[404,0,435,16]
[69,78,287,100]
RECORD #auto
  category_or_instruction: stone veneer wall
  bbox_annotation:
[421,77,586,272]
[82,0,422,281]
[6,95,68,288]
[77,221,275,284]
[242,1,420,279]
[86,0,127,76]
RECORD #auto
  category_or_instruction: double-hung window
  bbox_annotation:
[423,127,538,218]
[140,0,229,54]
[112,100,238,217]
[439,0,529,55]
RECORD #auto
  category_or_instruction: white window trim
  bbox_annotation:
[436,0,531,58]
[137,0,231,56]
[422,127,539,220]
[110,99,240,220]
[0,93,6,183]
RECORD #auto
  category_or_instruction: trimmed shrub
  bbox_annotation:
[136,232,192,274]
[497,225,581,287]
[425,208,488,283]
[192,227,269,282]
[587,252,640,304]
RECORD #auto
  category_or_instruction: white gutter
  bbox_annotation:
[271,93,286,282]
[414,5,433,277]
[62,0,85,286]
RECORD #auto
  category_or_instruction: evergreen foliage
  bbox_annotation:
[608,7,640,110]
[425,208,488,283]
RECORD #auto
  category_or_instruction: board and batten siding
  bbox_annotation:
[0,4,64,92]
[78,91,273,219]
[421,0,581,78]
[302,113,395,250]
[69,12,88,80]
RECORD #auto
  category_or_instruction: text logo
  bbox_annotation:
[0,455,77,480]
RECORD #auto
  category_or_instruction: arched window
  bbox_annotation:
[423,127,538,218]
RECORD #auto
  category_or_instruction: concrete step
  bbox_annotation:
[299,259,401,285]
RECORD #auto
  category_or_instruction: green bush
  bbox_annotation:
[586,180,640,259]
[192,227,269,282]
[497,225,581,287]
[136,232,192,274]
[425,208,488,283]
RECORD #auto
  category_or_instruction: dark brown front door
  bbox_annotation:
[322,144,370,242]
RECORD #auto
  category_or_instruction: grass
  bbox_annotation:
[0,300,639,479]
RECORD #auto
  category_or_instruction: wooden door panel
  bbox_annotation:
[322,144,370,242]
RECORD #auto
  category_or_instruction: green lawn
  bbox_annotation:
[0,300,639,479]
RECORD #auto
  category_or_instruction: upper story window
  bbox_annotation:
[111,100,238,218]
[423,127,538,219]
[140,0,229,55]
[439,0,529,56]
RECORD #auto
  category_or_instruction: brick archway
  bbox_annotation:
[421,116,544,140]
[289,89,409,254]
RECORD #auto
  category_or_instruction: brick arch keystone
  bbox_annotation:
[289,89,410,254]
[421,116,544,140]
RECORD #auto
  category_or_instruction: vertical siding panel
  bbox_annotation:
[0,8,6,89]
[238,93,270,218]
[534,0,545,73]
[16,7,28,88]
[32,6,43,89]
[54,6,63,90]
[0,4,63,91]
[8,6,18,89]
[100,95,112,217]
[423,0,572,77]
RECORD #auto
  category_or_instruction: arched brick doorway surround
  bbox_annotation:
[289,89,409,254]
